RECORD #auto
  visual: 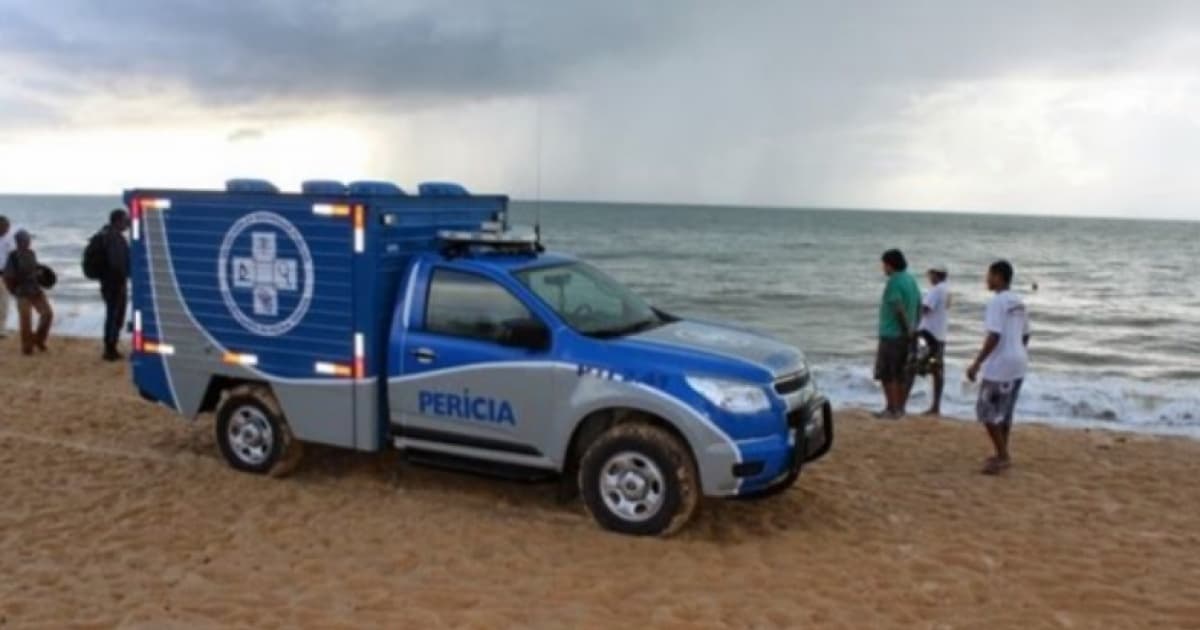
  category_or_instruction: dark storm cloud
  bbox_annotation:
[1,0,1192,117]
[0,0,679,109]
[1,0,1198,214]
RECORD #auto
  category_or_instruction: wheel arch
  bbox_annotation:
[197,375,271,416]
[556,386,743,497]
[562,405,699,486]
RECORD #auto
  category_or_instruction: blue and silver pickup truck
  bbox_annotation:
[127,178,832,535]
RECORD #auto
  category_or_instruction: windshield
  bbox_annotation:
[515,261,662,337]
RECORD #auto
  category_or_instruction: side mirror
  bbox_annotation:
[501,318,550,351]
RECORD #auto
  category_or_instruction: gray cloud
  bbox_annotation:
[2,0,1192,121]
[0,0,1198,215]
[0,0,681,109]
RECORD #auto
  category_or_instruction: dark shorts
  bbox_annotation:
[976,379,1024,426]
[875,337,910,382]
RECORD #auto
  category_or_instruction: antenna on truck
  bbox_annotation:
[534,99,544,249]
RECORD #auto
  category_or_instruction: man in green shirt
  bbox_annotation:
[875,249,921,419]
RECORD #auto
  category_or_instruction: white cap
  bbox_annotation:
[929,263,948,273]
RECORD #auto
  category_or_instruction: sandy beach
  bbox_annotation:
[1,337,1198,629]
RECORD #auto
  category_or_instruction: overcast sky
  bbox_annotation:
[1,0,1198,218]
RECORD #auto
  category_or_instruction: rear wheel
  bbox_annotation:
[578,423,699,536]
[215,385,302,476]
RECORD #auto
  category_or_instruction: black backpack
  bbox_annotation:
[82,229,107,280]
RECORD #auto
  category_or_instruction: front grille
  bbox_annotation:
[774,371,810,395]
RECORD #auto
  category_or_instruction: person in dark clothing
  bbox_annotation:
[2,230,53,355]
[99,209,131,361]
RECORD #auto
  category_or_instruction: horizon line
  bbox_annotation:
[0,190,1194,223]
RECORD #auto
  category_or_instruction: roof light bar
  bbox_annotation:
[437,229,538,244]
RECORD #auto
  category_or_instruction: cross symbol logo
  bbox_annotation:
[218,211,314,337]
[230,232,299,316]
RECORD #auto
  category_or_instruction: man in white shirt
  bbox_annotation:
[967,260,1031,475]
[0,216,14,338]
[918,264,950,415]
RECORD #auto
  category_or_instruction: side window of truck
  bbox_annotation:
[425,269,533,343]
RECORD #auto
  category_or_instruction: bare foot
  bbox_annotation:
[922,408,941,416]
[981,457,1011,475]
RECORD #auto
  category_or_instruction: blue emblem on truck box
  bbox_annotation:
[217,211,315,336]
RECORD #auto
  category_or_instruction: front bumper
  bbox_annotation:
[796,396,834,463]
[730,395,834,496]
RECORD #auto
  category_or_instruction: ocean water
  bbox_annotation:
[2,195,1197,436]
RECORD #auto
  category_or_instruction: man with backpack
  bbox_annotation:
[84,209,131,361]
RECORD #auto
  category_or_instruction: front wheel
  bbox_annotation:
[578,423,699,536]
[215,385,302,476]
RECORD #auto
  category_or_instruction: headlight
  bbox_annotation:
[685,376,772,414]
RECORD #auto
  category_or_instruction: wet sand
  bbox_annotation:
[2,337,1199,628]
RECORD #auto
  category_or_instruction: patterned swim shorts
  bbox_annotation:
[976,379,1024,426]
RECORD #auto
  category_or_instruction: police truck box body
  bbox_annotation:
[127,179,833,536]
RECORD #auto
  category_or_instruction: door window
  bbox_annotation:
[425,269,533,343]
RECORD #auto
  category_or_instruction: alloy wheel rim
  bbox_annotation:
[227,405,274,466]
[599,451,666,522]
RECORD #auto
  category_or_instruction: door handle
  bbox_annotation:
[412,348,436,363]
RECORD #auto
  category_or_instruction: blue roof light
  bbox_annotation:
[418,182,469,197]
[348,181,406,196]
[301,180,347,195]
[225,178,279,194]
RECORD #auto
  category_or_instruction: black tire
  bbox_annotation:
[578,422,699,536]
[214,385,302,476]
